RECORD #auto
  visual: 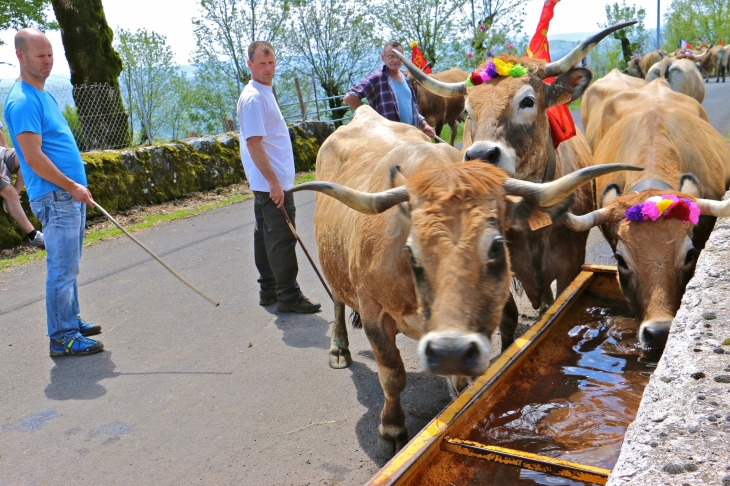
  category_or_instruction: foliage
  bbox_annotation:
[190,0,288,94]
[373,0,466,70]
[0,0,57,44]
[662,0,730,50]
[598,1,649,66]
[465,0,530,67]
[115,28,190,143]
[186,62,240,136]
[61,104,82,145]
[284,0,381,124]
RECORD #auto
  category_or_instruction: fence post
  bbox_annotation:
[294,78,307,121]
[311,69,320,121]
[132,78,152,145]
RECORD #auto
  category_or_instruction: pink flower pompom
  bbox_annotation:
[641,202,662,221]
[507,43,514,49]
[467,51,473,58]
[688,202,701,224]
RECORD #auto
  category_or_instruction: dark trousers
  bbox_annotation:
[253,190,302,303]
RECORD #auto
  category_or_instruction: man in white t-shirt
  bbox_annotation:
[237,41,321,314]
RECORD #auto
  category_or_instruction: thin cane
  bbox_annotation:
[279,206,333,302]
[91,201,220,307]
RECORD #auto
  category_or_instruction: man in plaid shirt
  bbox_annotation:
[344,41,437,138]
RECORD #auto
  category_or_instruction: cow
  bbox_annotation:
[397,21,639,313]
[624,49,667,78]
[290,105,637,457]
[692,44,724,82]
[715,44,730,82]
[409,67,468,146]
[581,68,647,151]
[564,76,730,352]
[646,57,705,103]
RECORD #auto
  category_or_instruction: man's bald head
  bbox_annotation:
[15,28,50,54]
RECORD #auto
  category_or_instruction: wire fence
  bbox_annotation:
[0,83,130,152]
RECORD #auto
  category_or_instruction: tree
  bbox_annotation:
[599,1,649,66]
[663,0,730,50]
[467,0,530,65]
[285,0,381,125]
[115,28,183,143]
[190,0,288,95]
[374,0,466,70]
[0,0,57,43]
[186,62,240,136]
[49,0,129,149]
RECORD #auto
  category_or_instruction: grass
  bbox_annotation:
[0,171,318,272]
[568,98,582,111]
[437,122,464,145]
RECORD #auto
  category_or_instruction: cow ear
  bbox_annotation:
[679,173,702,197]
[506,194,575,229]
[601,183,621,207]
[545,68,592,108]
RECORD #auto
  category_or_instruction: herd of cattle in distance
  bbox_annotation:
[286,20,730,458]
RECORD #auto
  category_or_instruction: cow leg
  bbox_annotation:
[435,120,444,141]
[363,314,408,458]
[329,299,352,369]
[448,121,457,146]
[499,293,518,352]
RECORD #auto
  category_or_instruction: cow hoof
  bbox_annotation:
[328,346,352,369]
[377,426,408,458]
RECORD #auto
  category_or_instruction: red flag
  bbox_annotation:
[526,0,576,148]
[409,41,432,74]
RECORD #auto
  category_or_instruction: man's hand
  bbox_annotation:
[422,123,437,139]
[69,182,94,206]
[269,180,285,208]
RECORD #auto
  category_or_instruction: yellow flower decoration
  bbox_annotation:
[493,58,515,76]
[409,40,418,49]
[656,199,673,213]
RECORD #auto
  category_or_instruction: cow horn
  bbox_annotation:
[563,208,612,232]
[392,50,466,98]
[696,198,730,217]
[694,44,714,61]
[289,182,410,214]
[544,21,638,78]
[502,164,643,207]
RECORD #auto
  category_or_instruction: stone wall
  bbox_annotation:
[0,121,333,249]
[609,197,730,486]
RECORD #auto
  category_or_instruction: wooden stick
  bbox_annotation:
[91,201,220,307]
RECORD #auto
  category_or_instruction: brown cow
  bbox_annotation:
[582,68,647,151]
[409,67,468,145]
[646,57,705,103]
[398,21,638,313]
[624,49,667,78]
[565,77,730,351]
[290,105,637,457]
[692,44,723,82]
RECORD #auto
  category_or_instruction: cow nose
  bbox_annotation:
[418,332,490,376]
[640,321,671,351]
[465,145,501,164]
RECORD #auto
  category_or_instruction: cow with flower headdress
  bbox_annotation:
[396,22,639,314]
[563,77,730,351]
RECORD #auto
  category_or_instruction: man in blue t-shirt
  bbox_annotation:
[4,29,103,357]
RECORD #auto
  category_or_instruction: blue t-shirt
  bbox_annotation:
[3,81,87,201]
[389,76,414,126]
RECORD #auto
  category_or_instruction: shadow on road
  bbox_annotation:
[45,351,120,400]
[349,351,452,466]
[269,311,331,349]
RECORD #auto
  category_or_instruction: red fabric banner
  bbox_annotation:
[410,42,432,74]
[526,0,576,148]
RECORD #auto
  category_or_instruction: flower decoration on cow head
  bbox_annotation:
[624,195,701,224]
[466,58,529,87]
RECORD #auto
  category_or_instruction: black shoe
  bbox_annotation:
[276,296,321,314]
[259,292,277,306]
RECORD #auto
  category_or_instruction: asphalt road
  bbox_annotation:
[1,80,729,486]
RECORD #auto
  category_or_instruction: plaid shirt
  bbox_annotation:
[347,65,426,128]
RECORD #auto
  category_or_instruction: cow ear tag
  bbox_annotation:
[528,209,552,231]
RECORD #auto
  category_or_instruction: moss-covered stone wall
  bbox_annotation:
[0,121,333,249]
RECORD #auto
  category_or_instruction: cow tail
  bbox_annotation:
[349,309,363,329]
[660,57,672,80]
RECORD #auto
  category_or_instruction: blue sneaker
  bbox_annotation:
[78,316,101,336]
[49,336,104,356]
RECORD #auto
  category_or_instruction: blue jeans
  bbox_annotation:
[30,190,86,342]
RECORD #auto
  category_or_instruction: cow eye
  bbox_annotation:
[684,248,699,266]
[519,96,536,109]
[487,237,506,262]
[615,253,629,270]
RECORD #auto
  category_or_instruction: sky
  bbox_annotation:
[0,0,670,82]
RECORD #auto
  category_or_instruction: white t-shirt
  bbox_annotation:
[237,80,295,192]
